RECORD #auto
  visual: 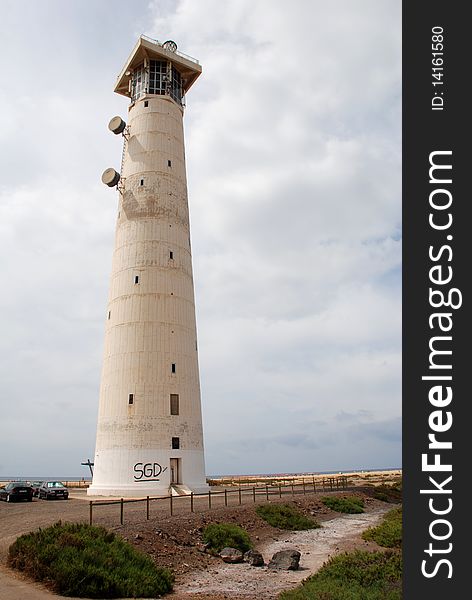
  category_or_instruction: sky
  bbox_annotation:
[0,0,401,477]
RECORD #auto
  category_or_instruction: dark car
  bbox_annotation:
[0,482,34,502]
[38,481,69,500]
[30,481,44,497]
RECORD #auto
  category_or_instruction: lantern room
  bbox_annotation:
[114,35,202,107]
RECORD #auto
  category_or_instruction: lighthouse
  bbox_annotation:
[88,36,207,497]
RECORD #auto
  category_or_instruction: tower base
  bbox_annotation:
[87,447,208,497]
[86,482,209,498]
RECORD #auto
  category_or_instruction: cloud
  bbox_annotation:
[0,0,401,477]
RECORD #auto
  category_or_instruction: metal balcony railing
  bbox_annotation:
[141,35,200,65]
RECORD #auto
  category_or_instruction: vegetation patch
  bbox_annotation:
[372,482,402,503]
[202,522,252,553]
[322,495,365,514]
[363,507,402,548]
[8,521,173,598]
[256,503,320,530]
[279,550,402,600]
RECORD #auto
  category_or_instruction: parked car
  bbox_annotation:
[38,481,69,500]
[0,482,34,502]
[30,481,44,497]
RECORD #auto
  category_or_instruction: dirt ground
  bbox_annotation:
[0,487,396,599]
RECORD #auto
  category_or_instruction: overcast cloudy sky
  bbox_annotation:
[0,0,401,478]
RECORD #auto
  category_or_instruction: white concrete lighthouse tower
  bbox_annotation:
[88,36,207,497]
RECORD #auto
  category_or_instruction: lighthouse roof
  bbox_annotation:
[114,35,202,97]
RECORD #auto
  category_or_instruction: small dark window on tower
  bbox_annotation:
[135,275,139,284]
[128,394,134,405]
[144,100,149,107]
[170,394,179,415]
[171,363,176,373]
[169,251,174,259]
[168,159,172,167]
[172,437,180,449]
[140,179,144,186]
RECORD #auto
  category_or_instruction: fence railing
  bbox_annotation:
[88,475,350,526]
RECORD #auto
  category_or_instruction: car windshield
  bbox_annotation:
[13,482,29,487]
[46,482,65,488]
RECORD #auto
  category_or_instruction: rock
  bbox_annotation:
[219,547,244,563]
[135,534,143,540]
[268,549,301,570]
[244,550,264,566]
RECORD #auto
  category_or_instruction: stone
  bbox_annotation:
[219,547,244,563]
[243,550,265,566]
[268,549,301,570]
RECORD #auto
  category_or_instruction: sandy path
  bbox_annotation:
[173,506,388,599]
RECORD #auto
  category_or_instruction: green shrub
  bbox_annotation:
[322,495,365,514]
[363,507,402,548]
[372,483,402,503]
[256,504,320,530]
[279,550,402,599]
[202,523,252,553]
[8,522,173,598]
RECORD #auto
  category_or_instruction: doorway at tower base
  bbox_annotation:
[86,448,208,497]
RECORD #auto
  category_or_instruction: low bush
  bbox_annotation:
[363,507,402,548]
[322,495,365,514]
[372,482,402,503]
[279,550,402,600]
[256,504,320,530]
[202,522,252,553]
[8,521,173,598]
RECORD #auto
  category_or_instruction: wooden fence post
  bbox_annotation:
[146,496,150,520]
[89,501,93,525]
[120,498,124,525]
[279,484,282,498]
[191,492,194,512]
[225,489,228,506]
[170,493,173,516]
[291,482,294,496]
[208,489,212,509]
[312,476,316,493]
[238,487,242,505]
[303,480,306,495]
[253,487,256,503]
[265,485,269,501]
